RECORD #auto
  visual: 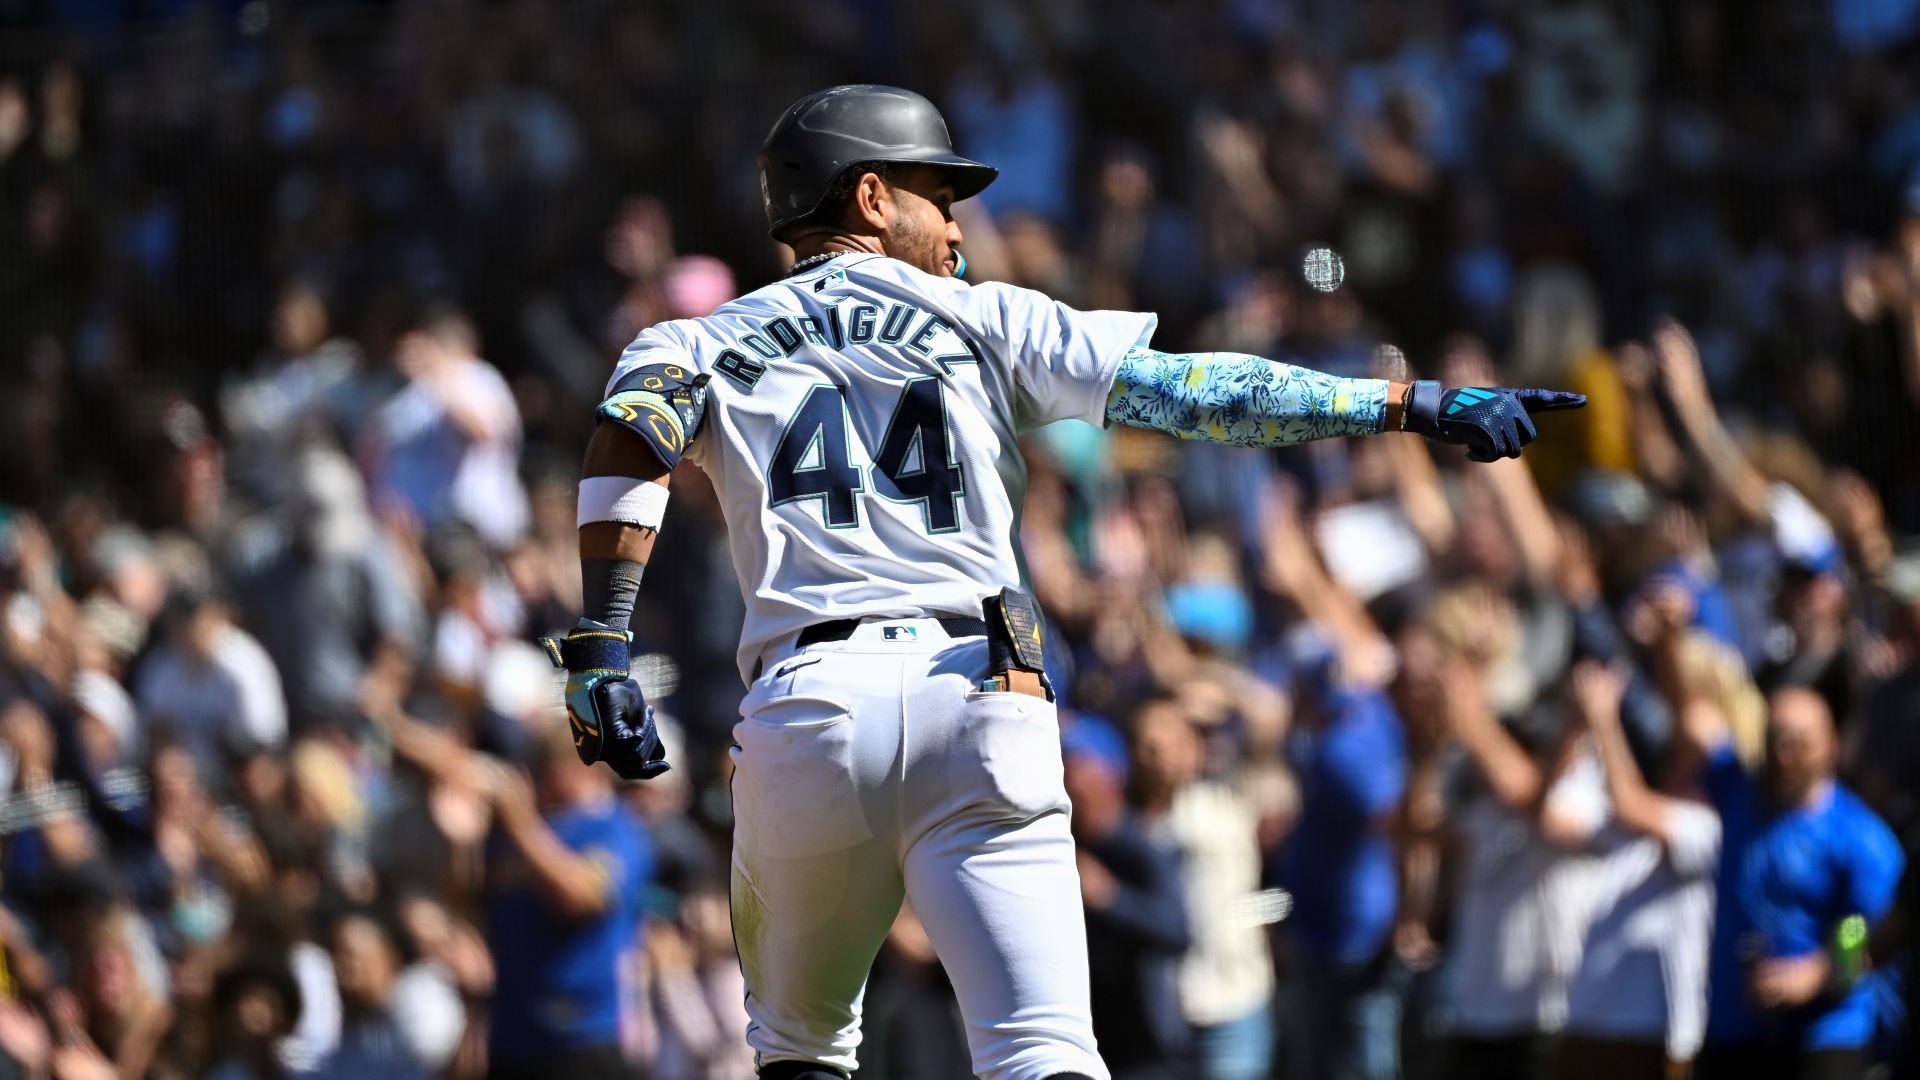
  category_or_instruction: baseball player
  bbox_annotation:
[541,85,1585,1080]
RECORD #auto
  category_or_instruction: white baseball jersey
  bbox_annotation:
[606,253,1156,682]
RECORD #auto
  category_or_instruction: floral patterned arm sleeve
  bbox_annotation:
[1102,346,1390,446]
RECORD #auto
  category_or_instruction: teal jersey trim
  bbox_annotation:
[1103,347,1389,446]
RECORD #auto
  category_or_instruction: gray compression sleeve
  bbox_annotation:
[581,557,645,632]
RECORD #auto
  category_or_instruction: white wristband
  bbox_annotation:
[578,475,670,529]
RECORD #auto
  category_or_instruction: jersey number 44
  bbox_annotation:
[768,377,965,534]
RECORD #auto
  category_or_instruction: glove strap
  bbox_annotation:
[1404,380,1444,439]
[540,619,631,674]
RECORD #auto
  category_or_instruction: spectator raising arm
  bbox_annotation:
[480,757,617,921]
[1653,319,1771,526]
[1570,661,1675,843]
[1076,844,1192,955]
[361,686,477,792]
[1386,422,1459,555]
[1443,337,1563,588]
[1440,646,1547,812]
[1258,479,1393,688]
[1614,341,1689,493]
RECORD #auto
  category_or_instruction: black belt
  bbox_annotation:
[796,616,989,648]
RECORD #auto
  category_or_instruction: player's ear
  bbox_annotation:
[850,171,891,233]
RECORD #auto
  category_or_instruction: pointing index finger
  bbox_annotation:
[1513,389,1588,413]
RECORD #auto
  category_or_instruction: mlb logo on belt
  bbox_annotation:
[883,625,917,641]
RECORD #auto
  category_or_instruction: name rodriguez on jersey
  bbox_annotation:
[706,292,981,392]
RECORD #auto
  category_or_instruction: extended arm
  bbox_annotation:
[1104,347,1583,460]
[1104,346,1400,443]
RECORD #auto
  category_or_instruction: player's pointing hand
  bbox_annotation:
[1402,381,1587,462]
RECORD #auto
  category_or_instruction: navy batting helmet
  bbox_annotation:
[758,85,998,240]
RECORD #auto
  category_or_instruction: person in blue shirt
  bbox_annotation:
[483,725,652,1080]
[1695,687,1905,1080]
[1282,658,1409,1080]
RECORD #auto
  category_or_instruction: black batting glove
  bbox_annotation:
[582,677,670,781]
[1403,381,1587,461]
[538,619,671,781]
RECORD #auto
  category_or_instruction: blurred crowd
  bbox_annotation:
[3,0,1920,1078]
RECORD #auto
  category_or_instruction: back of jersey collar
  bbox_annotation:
[786,251,858,277]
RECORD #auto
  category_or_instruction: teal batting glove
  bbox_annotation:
[538,619,671,780]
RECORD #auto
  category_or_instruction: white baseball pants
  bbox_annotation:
[729,618,1108,1080]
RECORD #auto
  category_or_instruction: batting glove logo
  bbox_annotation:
[1404,381,1586,461]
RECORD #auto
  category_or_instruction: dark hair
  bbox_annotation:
[1123,690,1192,738]
[212,954,304,1030]
[779,161,896,241]
[324,904,404,957]
[407,300,479,353]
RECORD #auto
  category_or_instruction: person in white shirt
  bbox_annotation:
[361,306,529,549]
[312,909,465,1079]
[133,587,288,766]
[1440,659,1607,1080]
[1129,696,1275,1080]
[1557,662,1719,1080]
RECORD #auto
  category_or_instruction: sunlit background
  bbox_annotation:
[1,1,1917,1078]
